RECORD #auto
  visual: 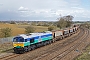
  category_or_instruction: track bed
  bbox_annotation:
[0,27,90,60]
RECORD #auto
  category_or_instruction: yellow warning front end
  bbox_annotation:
[13,43,24,48]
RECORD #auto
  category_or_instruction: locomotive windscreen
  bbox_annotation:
[13,37,24,42]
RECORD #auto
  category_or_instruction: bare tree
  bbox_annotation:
[57,15,73,29]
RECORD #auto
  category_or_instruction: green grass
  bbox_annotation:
[75,45,90,60]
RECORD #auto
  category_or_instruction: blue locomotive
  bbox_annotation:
[13,31,53,53]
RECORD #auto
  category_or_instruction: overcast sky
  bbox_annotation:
[0,0,90,21]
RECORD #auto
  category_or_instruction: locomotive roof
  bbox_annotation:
[16,31,52,39]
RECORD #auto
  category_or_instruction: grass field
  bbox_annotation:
[0,23,48,38]
[0,23,48,53]
[75,44,90,60]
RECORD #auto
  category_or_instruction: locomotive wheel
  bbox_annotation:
[46,41,49,45]
[14,50,19,54]
[31,45,36,50]
[49,40,52,44]
[28,46,31,51]
[20,50,25,54]
[43,41,47,46]
[24,47,28,52]
[36,43,41,48]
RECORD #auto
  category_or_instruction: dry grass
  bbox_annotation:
[0,42,13,53]
[0,23,48,37]
[0,23,48,53]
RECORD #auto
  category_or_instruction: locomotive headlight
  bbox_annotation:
[13,43,24,48]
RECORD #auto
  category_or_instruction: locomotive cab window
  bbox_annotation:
[13,37,24,42]
[13,38,18,42]
[19,38,24,42]
[30,38,34,43]
[25,39,27,42]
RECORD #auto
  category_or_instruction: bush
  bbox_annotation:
[0,28,12,38]
[10,21,16,24]
[48,26,55,31]
[25,26,35,33]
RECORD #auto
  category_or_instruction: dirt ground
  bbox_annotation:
[0,42,13,53]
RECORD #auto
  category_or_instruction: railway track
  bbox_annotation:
[51,28,89,60]
[0,27,88,60]
[0,28,80,60]
[33,27,89,60]
[0,53,19,60]
[61,28,90,60]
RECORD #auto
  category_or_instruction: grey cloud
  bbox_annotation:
[0,0,90,21]
[0,11,20,20]
[0,10,57,21]
[0,3,3,6]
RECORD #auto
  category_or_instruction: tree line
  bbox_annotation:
[0,15,74,38]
